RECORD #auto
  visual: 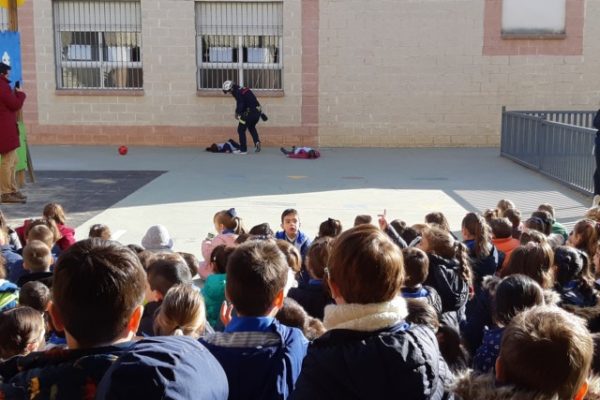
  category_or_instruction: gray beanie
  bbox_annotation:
[141,225,174,251]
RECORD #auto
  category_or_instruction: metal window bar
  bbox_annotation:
[195,1,283,90]
[500,108,597,195]
[52,0,142,90]
[0,8,8,31]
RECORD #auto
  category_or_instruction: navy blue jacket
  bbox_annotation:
[0,343,133,399]
[288,280,334,320]
[2,245,24,284]
[232,86,260,117]
[291,323,454,400]
[464,240,500,292]
[201,317,308,400]
[401,285,443,315]
[423,253,470,329]
[96,336,229,400]
[275,230,311,260]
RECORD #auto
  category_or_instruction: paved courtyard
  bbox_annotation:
[2,145,591,257]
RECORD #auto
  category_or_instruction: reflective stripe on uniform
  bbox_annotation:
[239,119,246,124]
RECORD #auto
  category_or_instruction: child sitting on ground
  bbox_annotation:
[569,219,600,259]
[199,208,244,279]
[280,146,321,159]
[202,245,233,330]
[276,240,301,296]
[0,238,147,398]
[503,208,523,240]
[42,203,76,251]
[400,247,443,315]
[0,256,18,313]
[288,237,335,320]
[472,274,544,373]
[206,139,241,153]
[139,253,193,336]
[316,218,342,239]
[153,284,206,338]
[275,208,312,261]
[0,229,23,286]
[201,240,308,399]
[292,225,453,399]
[88,223,112,240]
[454,305,597,400]
[0,306,46,361]
[141,224,174,252]
[275,297,326,340]
[354,214,372,226]
[538,203,569,242]
[553,246,598,308]
[18,281,51,313]
[490,217,520,270]
[17,240,53,288]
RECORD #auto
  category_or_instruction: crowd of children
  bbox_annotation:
[2,200,600,399]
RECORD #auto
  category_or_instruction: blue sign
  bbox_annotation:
[0,31,22,90]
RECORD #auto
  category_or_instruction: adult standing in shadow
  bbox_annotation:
[0,62,27,204]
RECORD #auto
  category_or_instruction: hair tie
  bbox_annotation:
[227,208,237,218]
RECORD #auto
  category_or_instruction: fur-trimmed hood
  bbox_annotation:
[452,370,600,400]
[323,296,408,332]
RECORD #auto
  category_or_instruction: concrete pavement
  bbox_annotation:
[2,145,590,258]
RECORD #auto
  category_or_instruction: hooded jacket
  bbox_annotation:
[291,297,454,400]
[0,343,133,399]
[452,370,600,400]
[201,317,308,400]
[424,253,470,329]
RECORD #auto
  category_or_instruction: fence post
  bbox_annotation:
[500,106,506,154]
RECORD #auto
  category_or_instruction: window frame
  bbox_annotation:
[52,0,143,91]
[195,1,283,92]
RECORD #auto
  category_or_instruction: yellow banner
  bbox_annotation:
[0,0,26,9]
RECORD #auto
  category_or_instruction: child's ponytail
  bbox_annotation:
[454,241,473,287]
[215,208,246,235]
[462,212,491,259]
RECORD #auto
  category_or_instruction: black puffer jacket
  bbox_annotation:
[424,253,470,328]
[291,323,454,400]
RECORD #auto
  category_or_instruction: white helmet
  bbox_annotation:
[222,80,234,93]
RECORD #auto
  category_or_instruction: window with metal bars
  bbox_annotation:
[52,0,143,90]
[195,1,283,91]
[0,8,8,31]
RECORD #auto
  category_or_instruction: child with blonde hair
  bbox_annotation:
[42,203,75,251]
[153,284,206,338]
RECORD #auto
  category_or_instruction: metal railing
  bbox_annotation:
[501,107,597,195]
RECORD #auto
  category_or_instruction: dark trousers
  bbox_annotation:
[595,135,600,195]
[237,110,261,152]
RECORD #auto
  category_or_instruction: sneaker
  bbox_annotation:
[232,150,247,155]
[280,147,288,155]
[1,193,26,204]
[13,191,27,200]
[255,142,261,153]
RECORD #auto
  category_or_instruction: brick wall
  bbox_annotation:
[21,0,600,147]
[27,0,310,146]
[317,0,600,147]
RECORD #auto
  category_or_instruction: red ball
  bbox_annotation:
[118,145,128,155]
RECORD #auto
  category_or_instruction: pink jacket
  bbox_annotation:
[198,233,237,279]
